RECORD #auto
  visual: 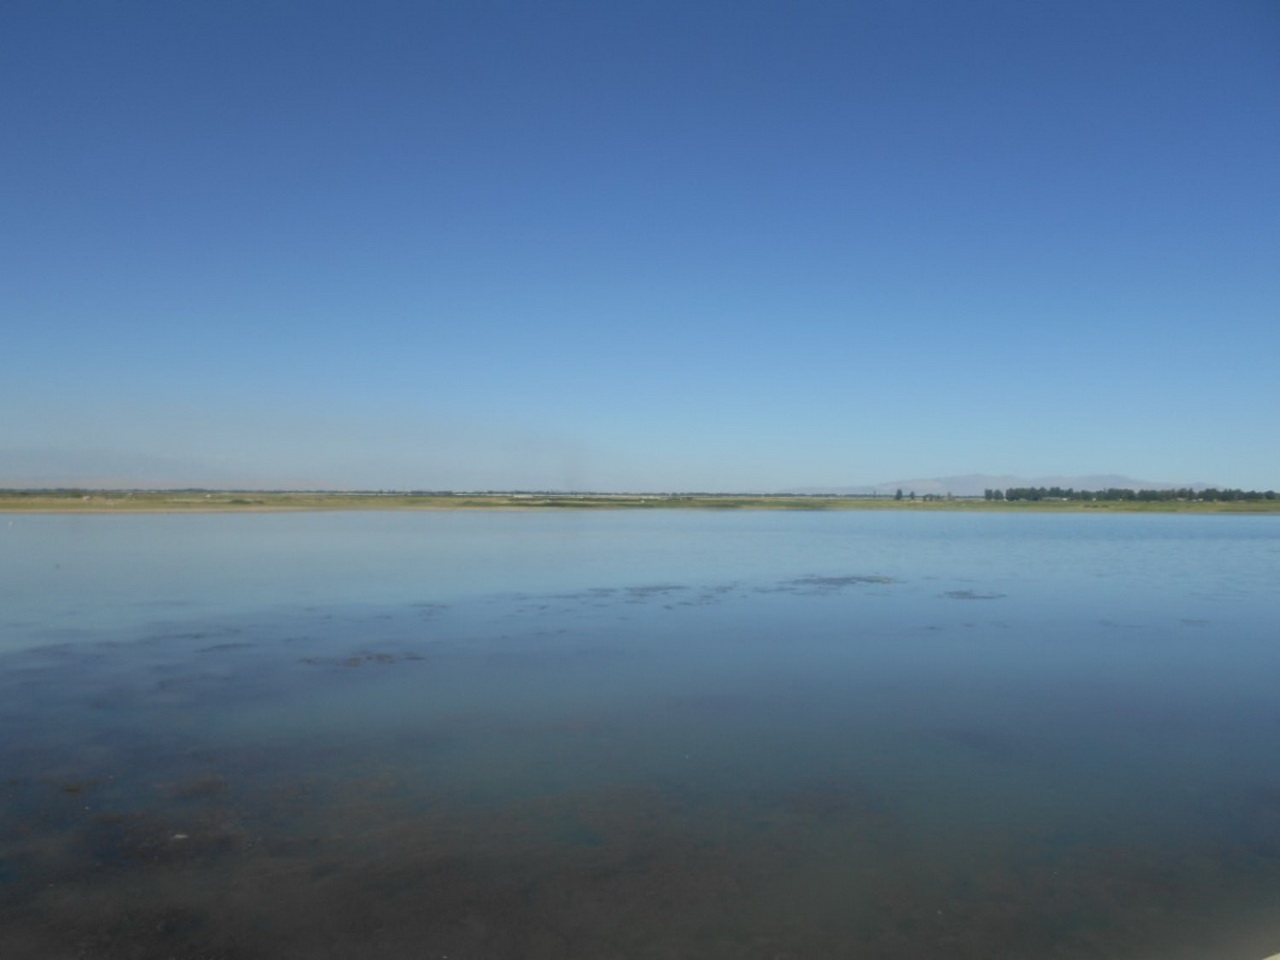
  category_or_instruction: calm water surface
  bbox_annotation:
[2,510,1279,958]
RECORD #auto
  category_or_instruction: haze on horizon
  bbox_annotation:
[4,1,1277,492]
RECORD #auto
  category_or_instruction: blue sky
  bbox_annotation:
[4,0,1277,490]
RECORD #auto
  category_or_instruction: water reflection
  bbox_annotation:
[2,513,1280,957]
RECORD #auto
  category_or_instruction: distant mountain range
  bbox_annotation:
[788,474,1212,498]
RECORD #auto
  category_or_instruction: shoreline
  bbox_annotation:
[3,494,1278,515]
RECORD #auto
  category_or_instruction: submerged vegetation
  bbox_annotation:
[1,488,1279,513]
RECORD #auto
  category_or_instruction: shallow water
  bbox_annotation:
[2,509,1280,958]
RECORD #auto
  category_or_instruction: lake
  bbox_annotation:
[2,509,1279,959]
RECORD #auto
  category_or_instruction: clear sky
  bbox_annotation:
[4,0,1278,491]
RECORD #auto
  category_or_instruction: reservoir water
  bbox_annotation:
[2,509,1279,958]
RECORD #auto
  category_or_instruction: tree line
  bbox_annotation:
[984,487,1277,502]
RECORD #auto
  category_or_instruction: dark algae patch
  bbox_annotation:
[787,575,899,587]
[298,651,426,668]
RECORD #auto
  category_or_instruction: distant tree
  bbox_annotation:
[894,488,903,501]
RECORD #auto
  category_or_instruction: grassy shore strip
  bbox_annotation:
[2,492,1279,514]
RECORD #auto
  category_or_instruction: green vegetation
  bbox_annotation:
[1,489,1278,513]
